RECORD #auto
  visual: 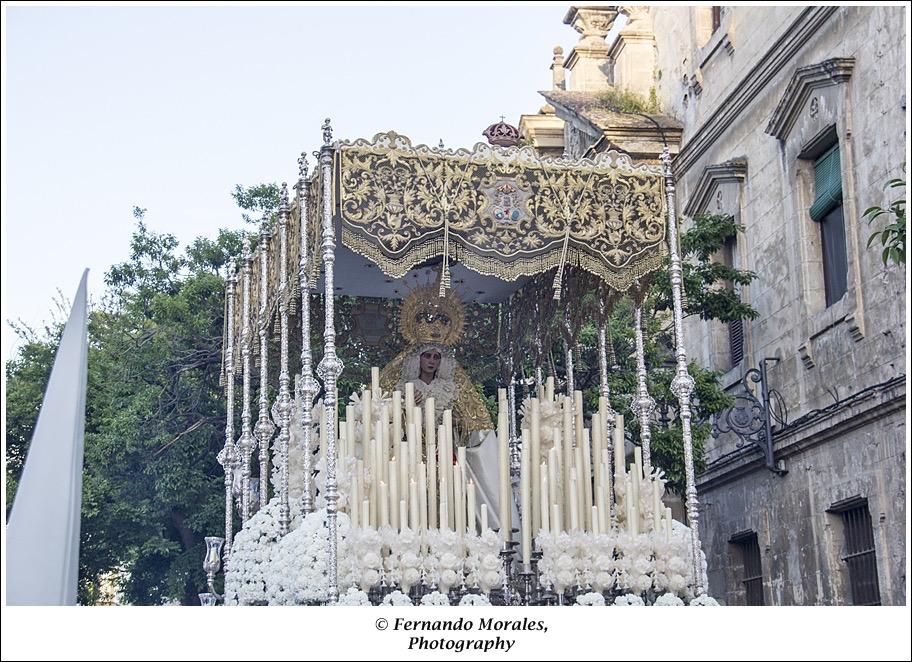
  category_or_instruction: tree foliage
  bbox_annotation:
[864,172,906,266]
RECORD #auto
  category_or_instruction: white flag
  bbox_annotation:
[7,270,89,605]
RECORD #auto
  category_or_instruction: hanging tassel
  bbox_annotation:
[552,222,572,300]
[439,210,451,297]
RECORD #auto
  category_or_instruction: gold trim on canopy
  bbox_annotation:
[334,131,667,292]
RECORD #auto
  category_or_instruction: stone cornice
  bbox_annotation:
[683,159,748,217]
[765,57,855,140]
[673,6,838,176]
[697,375,905,492]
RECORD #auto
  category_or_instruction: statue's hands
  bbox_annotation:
[414,390,424,406]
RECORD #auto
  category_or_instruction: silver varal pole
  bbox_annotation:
[276,184,292,535]
[661,146,706,595]
[297,153,317,516]
[238,240,255,522]
[317,119,343,603]
[219,266,237,558]
[632,305,656,476]
[564,341,575,397]
[255,220,276,511]
[597,320,616,525]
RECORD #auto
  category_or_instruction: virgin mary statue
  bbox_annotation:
[379,284,513,530]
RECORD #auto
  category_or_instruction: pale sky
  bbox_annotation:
[2,3,576,360]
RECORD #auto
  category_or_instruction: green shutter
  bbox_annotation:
[809,144,843,222]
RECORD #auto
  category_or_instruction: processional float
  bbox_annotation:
[203,120,710,607]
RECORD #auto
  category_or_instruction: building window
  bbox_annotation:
[711,6,722,34]
[718,235,743,369]
[809,143,848,307]
[830,498,881,605]
[730,531,764,605]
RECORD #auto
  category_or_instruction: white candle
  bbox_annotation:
[454,462,464,537]
[551,503,562,534]
[574,441,585,530]
[466,480,476,535]
[404,382,415,425]
[530,398,541,534]
[398,441,409,507]
[380,407,390,473]
[424,397,436,446]
[440,499,448,532]
[573,390,584,448]
[389,461,399,530]
[597,486,607,533]
[417,466,427,532]
[613,413,625,476]
[634,445,643,482]
[540,473,550,535]
[370,439,379,527]
[412,408,422,462]
[371,366,380,399]
[548,448,559,520]
[520,432,531,568]
[376,421,387,485]
[582,429,593,531]
[392,390,402,445]
[569,469,579,530]
[346,403,356,452]
[443,410,455,530]
[427,443,437,529]
[362,499,370,529]
[357,459,365,513]
[497,405,510,542]
[592,505,600,535]
[546,376,554,403]
[362,389,372,451]
[439,423,450,530]
[665,507,673,541]
[405,423,418,476]
[562,398,573,524]
[591,412,602,496]
[399,500,408,532]
[481,504,488,533]
[379,481,389,528]
[408,479,418,531]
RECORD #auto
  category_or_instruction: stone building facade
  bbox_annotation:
[521,6,907,605]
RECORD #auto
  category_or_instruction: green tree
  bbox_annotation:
[864,173,906,266]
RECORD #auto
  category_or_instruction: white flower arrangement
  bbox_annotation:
[224,499,283,605]
[653,592,685,606]
[264,508,355,605]
[381,590,414,606]
[420,591,452,606]
[425,528,464,594]
[614,594,646,606]
[689,595,720,606]
[336,587,371,606]
[459,594,492,606]
[463,530,503,594]
[575,592,606,606]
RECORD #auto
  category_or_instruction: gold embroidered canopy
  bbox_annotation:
[223,130,669,368]
[332,131,667,292]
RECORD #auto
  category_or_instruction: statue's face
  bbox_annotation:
[415,308,451,343]
[419,350,441,377]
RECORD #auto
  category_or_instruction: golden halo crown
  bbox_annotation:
[400,284,465,346]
